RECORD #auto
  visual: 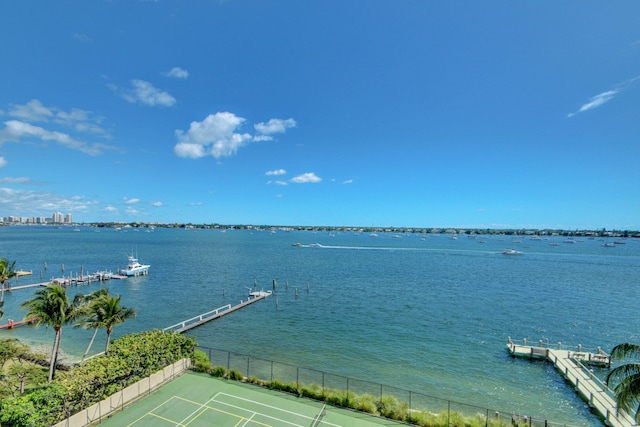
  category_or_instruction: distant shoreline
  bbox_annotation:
[2,222,638,238]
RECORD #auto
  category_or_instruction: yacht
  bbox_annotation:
[119,255,150,276]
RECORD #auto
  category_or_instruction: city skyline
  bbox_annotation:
[1,2,639,230]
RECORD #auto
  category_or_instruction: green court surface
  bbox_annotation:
[99,372,406,427]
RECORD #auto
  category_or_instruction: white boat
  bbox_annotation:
[118,255,150,276]
[502,249,523,256]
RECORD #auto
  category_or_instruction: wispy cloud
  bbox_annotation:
[0,120,114,156]
[568,76,640,118]
[174,113,296,160]
[290,172,321,184]
[123,197,140,204]
[162,67,189,79]
[0,157,6,168]
[267,180,288,186]
[151,201,163,207]
[0,187,93,216]
[265,169,286,176]
[113,79,176,107]
[254,118,296,141]
[0,177,33,184]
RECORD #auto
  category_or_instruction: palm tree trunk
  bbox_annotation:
[81,327,99,363]
[105,327,112,354]
[48,327,61,382]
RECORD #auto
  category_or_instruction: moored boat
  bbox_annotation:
[118,255,150,276]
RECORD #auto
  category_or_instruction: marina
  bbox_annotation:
[507,338,635,427]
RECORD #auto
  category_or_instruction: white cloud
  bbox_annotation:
[119,79,176,107]
[124,207,139,215]
[0,157,6,168]
[568,76,640,118]
[151,201,163,207]
[254,118,296,136]
[162,67,189,79]
[342,179,353,184]
[174,112,252,159]
[8,100,55,122]
[290,172,322,183]
[267,180,288,186]
[568,90,619,118]
[265,169,286,176]
[0,187,94,215]
[5,99,109,137]
[0,177,32,184]
[0,120,112,155]
[105,206,118,213]
[124,197,140,204]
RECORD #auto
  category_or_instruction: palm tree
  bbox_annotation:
[0,258,17,302]
[98,293,136,354]
[74,288,109,362]
[606,343,640,423]
[20,284,84,382]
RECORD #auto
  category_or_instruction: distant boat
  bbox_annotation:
[602,243,615,248]
[118,255,150,277]
[502,249,523,256]
[292,242,302,247]
[549,242,560,246]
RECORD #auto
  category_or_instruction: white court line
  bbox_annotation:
[212,392,340,427]
[176,392,222,426]
[240,412,256,427]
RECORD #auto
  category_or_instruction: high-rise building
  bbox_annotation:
[65,213,73,224]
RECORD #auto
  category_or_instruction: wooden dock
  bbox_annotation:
[3,272,125,292]
[507,337,636,427]
[0,318,37,329]
[163,290,272,333]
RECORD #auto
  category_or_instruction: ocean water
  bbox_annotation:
[1,226,639,426]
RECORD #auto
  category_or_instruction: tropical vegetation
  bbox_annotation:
[0,257,17,302]
[74,288,136,360]
[607,343,640,423]
[20,285,85,382]
[0,330,196,427]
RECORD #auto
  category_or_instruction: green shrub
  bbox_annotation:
[210,366,226,377]
[228,369,244,381]
[192,349,211,373]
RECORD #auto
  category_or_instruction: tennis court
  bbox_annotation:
[99,372,406,427]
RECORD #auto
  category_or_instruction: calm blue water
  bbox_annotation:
[1,226,639,426]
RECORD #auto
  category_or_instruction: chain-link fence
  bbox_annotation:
[198,346,583,427]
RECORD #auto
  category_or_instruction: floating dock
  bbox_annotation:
[507,337,636,427]
[163,290,272,333]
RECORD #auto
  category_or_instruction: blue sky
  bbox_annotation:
[0,1,638,229]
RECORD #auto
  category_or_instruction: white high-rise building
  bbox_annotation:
[52,212,64,224]
[65,213,73,224]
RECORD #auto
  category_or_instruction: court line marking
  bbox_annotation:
[176,392,221,426]
[214,392,339,427]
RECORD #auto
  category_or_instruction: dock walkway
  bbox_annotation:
[507,337,636,427]
[163,290,272,333]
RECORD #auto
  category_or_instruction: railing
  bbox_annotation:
[508,337,610,357]
[198,346,584,427]
[163,304,232,332]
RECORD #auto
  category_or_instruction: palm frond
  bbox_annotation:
[611,343,640,362]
